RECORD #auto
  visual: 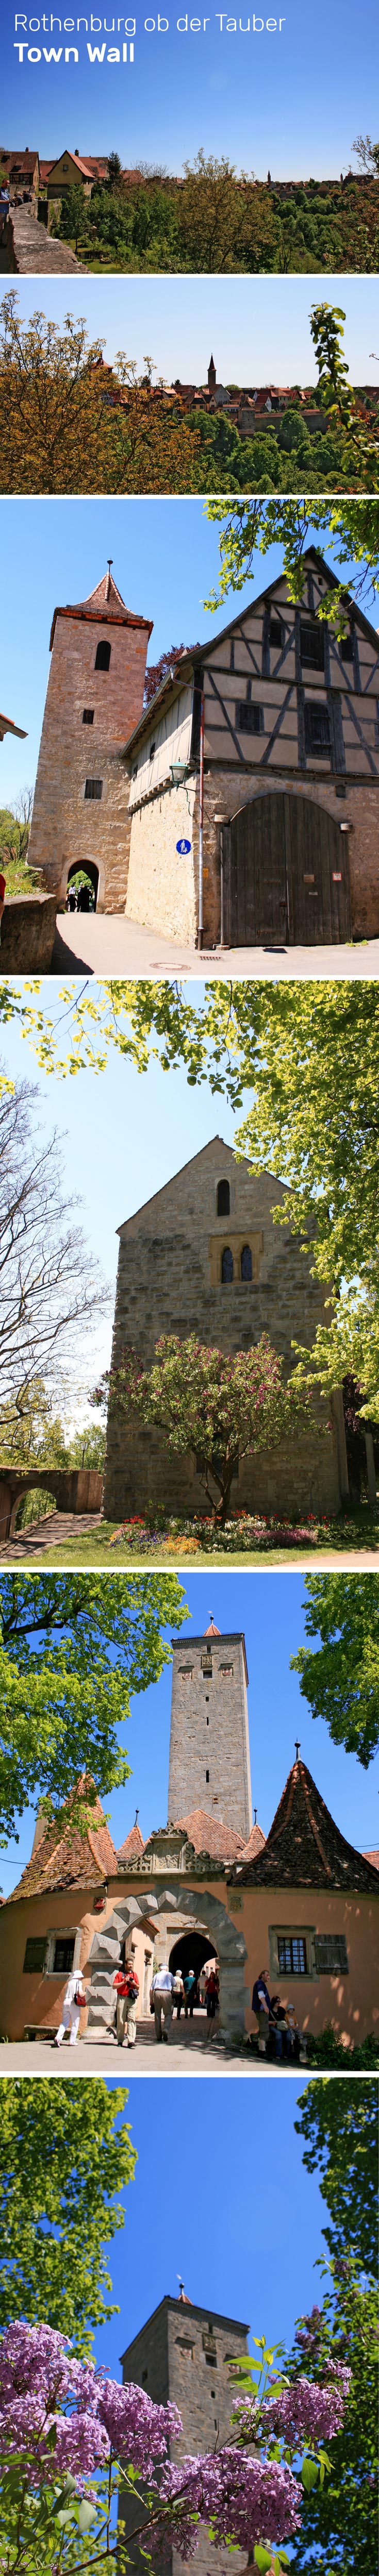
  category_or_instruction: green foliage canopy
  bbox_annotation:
[0,1570,188,1841]
[0,2077,136,2352]
[291,1572,379,1765]
[295,2076,378,2274]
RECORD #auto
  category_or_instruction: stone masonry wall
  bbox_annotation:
[168,1635,252,1839]
[103,1140,341,1522]
[119,2299,249,2576]
[27,611,149,911]
[126,768,379,946]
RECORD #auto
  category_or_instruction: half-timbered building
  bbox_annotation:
[123,547,379,947]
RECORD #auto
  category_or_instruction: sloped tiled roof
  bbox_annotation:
[117,1822,145,1865]
[50,569,152,650]
[364,1848,379,1872]
[240,1821,266,1862]
[7,1774,118,1902]
[174,1808,245,1862]
[235,1759,379,1893]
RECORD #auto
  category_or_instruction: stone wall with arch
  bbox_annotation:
[87,1880,249,2044]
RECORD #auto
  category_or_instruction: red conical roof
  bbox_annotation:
[7,1773,118,1902]
[204,1619,221,1637]
[234,1757,379,1893]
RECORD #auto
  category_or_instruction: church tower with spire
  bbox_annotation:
[27,564,153,911]
[168,1621,253,1841]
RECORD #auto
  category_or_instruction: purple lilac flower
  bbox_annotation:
[233,2368,350,2453]
[98,2380,182,2468]
[155,2447,301,2557]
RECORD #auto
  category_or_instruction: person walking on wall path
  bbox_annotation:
[113,1956,139,2048]
[53,1969,86,2048]
[151,1964,175,2042]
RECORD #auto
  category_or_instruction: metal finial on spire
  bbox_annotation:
[295,1739,301,1759]
[135,1806,139,1825]
[107,557,113,571]
[254,1807,257,1824]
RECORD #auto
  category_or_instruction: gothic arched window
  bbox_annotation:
[217,1178,230,1215]
[241,1244,252,1280]
[221,1246,234,1283]
[95,640,111,672]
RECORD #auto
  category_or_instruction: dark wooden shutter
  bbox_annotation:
[314,1934,349,1972]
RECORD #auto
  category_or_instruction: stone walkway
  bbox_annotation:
[52,913,379,981]
[11,209,84,272]
[0,2027,281,2077]
[0,1511,102,1560]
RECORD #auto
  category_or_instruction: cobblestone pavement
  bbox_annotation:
[11,209,84,271]
[0,1511,102,1559]
[52,913,379,981]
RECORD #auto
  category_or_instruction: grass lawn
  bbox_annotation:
[20,1508,379,1566]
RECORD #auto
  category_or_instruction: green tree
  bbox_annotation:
[0,1570,188,1841]
[0,2079,136,2352]
[291,1571,379,1765]
[111,1331,308,1528]
[60,185,91,257]
[294,2077,378,2273]
[204,494,379,624]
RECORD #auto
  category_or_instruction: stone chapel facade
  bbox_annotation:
[28,548,379,944]
[103,1135,348,1524]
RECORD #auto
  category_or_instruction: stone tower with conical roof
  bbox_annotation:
[168,1619,253,1841]
[27,565,153,911]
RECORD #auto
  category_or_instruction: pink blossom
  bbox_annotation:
[98,2380,182,2468]
[155,2446,301,2558]
[236,2368,351,2451]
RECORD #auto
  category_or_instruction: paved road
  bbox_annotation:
[52,914,379,980]
[11,208,83,272]
[0,1512,102,1560]
[0,2030,288,2078]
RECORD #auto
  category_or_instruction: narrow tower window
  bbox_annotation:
[241,1244,252,1280]
[84,778,103,800]
[82,709,94,724]
[221,1246,234,1283]
[217,1178,229,1215]
[95,640,111,672]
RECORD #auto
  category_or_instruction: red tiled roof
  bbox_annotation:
[240,1821,266,1861]
[117,1822,145,1864]
[175,1807,245,1861]
[50,569,153,649]
[235,1759,379,1893]
[7,1774,119,1902]
[364,1849,379,1871]
[204,1619,221,1636]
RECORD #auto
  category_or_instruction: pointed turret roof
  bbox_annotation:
[117,1821,145,1866]
[240,1820,266,1862]
[50,572,153,650]
[234,1757,379,1893]
[7,1774,118,1902]
[204,1619,221,1637]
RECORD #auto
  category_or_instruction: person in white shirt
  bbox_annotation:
[53,1972,85,2048]
[150,1966,175,2043]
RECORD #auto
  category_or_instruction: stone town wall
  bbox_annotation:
[126,780,197,943]
[119,2301,249,2576]
[27,611,148,910]
[103,1145,341,1521]
[168,1636,252,1840]
[126,768,379,945]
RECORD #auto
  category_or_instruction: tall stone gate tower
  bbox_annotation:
[118,2292,249,2576]
[168,1619,253,1841]
[27,565,152,912]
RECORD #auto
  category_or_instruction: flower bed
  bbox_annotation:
[108,1510,329,1553]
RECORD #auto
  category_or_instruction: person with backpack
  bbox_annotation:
[113,1955,139,2047]
[53,1968,87,2048]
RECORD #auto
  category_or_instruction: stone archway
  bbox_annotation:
[87,1882,248,2045]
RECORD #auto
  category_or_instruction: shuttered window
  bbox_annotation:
[300,623,325,670]
[236,701,264,734]
[23,1938,46,1973]
[304,704,331,756]
[314,1934,349,1973]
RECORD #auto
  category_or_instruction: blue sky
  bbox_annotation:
[2,274,378,393]
[2,495,377,806]
[3,0,377,176]
[3,1568,378,1890]
[91,2073,328,2386]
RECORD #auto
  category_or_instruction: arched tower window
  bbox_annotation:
[221,1246,234,1283]
[241,1244,252,1280]
[95,640,111,672]
[217,1178,230,1215]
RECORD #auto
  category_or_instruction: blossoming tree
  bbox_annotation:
[110,1334,308,1529]
[0,2319,350,2574]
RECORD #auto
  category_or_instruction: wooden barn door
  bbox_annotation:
[223,793,351,946]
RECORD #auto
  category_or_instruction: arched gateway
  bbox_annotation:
[222,791,351,947]
[88,1886,248,2045]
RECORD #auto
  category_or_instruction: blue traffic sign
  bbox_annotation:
[176,836,191,855]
